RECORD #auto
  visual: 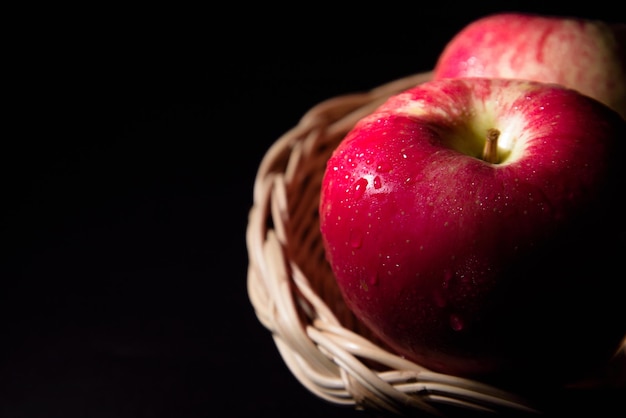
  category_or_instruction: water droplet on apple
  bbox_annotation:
[373,175,382,189]
[450,314,464,331]
[376,161,391,172]
[349,228,363,249]
[352,177,368,199]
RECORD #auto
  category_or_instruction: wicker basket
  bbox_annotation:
[245,71,626,417]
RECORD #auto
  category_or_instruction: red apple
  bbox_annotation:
[319,77,626,388]
[433,12,626,119]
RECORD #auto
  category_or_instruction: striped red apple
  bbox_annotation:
[433,12,626,119]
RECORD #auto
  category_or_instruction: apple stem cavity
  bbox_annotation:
[482,128,500,164]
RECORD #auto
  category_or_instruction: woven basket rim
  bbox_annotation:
[246,71,626,417]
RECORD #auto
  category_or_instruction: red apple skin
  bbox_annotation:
[319,78,626,387]
[433,13,626,119]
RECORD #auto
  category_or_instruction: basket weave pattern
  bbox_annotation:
[245,71,625,416]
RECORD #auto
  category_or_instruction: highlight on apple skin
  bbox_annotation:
[433,12,626,119]
[319,77,626,389]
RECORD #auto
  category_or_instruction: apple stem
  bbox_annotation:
[483,128,500,164]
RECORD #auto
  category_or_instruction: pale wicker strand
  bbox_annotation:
[269,175,288,245]
[309,318,537,411]
[262,229,338,375]
[307,323,540,415]
[246,176,275,331]
[252,123,307,206]
[248,196,324,369]
[307,326,446,417]
[246,266,271,331]
[290,264,343,328]
[283,129,308,185]
[310,320,430,372]
[272,335,355,406]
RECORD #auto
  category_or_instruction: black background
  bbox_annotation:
[2,3,624,417]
